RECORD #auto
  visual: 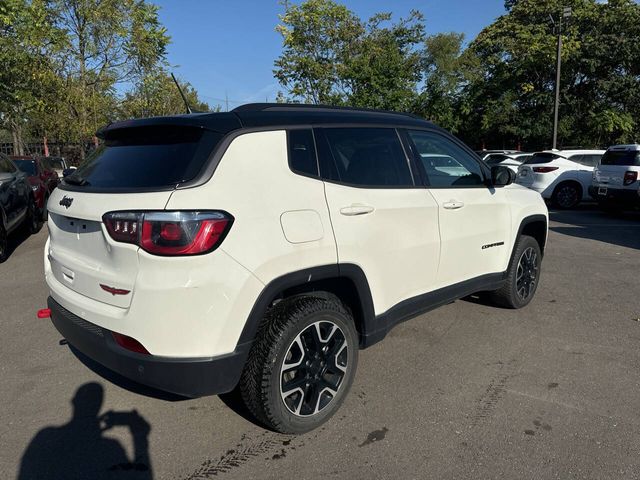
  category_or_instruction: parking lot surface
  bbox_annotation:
[2,206,640,480]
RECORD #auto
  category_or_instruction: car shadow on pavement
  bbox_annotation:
[70,345,265,429]
[3,224,33,263]
[17,382,154,480]
[549,208,640,251]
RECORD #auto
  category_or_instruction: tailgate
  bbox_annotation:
[46,188,173,308]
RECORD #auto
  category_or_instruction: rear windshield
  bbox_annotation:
[601,150,640,166]
[65,126,221,190]
[13,159,37,176]
[524,152,561,165]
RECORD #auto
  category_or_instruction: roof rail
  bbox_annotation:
[232,102,423,120]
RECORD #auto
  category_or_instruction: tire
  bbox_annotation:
[25,199,43,234]
[0,222,7,264]
[240,295,358,434]
[552,182,581,209]
[488,235,542,309]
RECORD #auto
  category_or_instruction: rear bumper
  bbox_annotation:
[588,186,640,207]
[48,296,249,397]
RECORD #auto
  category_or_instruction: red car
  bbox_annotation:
[10,156,60,219]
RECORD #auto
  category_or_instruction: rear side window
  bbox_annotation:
[572,154,602,167]
[524,152,560,165]
[601,150,640,166]
[321,128,413,187]
[288,129,318,177]
[66,126,221,190]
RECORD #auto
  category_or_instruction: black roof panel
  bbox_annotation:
[98,103,434,138]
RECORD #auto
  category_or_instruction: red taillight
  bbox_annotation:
[623,171,638,186]
[112,332,149,355]
[102,211,233,256]
[533,166,559,173]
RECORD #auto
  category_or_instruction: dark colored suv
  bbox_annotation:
[11,156,59,219]
[0,154,42,262]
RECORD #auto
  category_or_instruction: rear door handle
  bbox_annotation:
[340,204,375,216]
[443,200,464,210]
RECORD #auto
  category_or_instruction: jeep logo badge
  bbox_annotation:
[59,196,74,209]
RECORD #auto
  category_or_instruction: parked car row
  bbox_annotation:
[487,145,640,211]
[0,153,63,262]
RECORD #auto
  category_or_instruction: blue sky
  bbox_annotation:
[152,0,508,110]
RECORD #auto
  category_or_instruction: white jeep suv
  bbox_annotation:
[43,104,548,433]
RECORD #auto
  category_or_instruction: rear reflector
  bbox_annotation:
[37,308,51,319]
[103,211,233,256]
[623,171,638,186]
[112,332,150,355]
[533,166,559,173]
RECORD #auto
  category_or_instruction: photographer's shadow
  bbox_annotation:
[18,382,153,480]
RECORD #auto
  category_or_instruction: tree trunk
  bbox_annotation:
[11,120,24,156]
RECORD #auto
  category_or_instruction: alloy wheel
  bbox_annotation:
[557,185,578,208]
[516,247,538,300]
[280,320,348,417]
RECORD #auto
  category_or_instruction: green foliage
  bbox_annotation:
[462,0,640,149]
[119,71,212,119]
[274,0,424,111]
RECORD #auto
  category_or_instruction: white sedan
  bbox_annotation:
[516,149,605,208]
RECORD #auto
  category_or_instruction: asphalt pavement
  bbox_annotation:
[1,205,640,480]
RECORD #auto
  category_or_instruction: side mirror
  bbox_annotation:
[62,167,76,178]
[491,165,516,186]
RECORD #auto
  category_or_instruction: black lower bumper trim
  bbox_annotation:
[589,186,640,207]
[48,297,249,398]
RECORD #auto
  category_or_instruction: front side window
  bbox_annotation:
[321,128,413,187]
[407,130,484,187]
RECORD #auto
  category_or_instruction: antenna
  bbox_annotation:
[171,73,192,114]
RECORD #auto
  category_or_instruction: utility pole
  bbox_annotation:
[551,7,572,150]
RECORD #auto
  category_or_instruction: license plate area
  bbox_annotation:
[598,187,607,196]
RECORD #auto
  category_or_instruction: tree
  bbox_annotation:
[274,0,362,104]
[119,71,212,119]
[48,0,170,156]
[274,0,425,110]
[0,0,64,154]
[417,32,477,133]
[462,0,640,149]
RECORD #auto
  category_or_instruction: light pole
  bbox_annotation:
[551,6,572,150]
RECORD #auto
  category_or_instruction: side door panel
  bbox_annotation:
[317,127,440,316]
[404,129,512,287]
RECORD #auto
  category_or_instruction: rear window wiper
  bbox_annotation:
[64,174,90,186]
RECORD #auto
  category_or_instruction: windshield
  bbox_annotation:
[600,150,640,166]
[13,159,37,176]
[66,126,222,190]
